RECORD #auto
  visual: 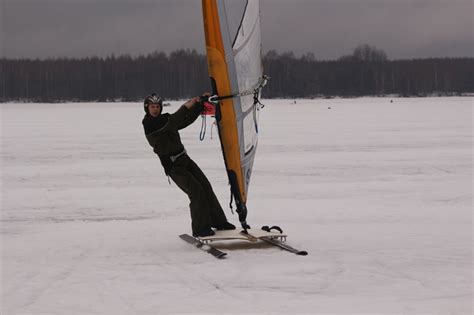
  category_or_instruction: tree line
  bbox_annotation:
[1,45,473,102]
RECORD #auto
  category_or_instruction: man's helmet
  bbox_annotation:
[144,93,163,114]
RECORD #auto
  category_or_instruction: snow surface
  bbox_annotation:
[1,97,472,315]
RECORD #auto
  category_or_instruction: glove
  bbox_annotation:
[201,101,215,115]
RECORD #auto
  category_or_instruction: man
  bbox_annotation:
[142,93,235,237]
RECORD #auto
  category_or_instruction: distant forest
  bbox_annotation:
[1,45,473,102]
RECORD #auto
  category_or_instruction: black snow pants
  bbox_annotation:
[167,154,228,234]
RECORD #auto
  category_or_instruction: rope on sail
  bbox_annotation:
[207,75,269,105]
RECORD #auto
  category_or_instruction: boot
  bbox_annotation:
[213,221,236,231]
[193,227,215,237]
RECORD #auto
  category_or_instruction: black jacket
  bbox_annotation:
[142,103,203,172]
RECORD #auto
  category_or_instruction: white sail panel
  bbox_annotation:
[219,0,263,190]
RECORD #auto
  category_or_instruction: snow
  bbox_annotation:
[1,97,472,314]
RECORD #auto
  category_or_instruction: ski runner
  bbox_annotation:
[141,93,235,237]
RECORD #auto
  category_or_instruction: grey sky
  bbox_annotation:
[1,0,473,60]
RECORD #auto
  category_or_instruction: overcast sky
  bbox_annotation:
[1,0,473,60]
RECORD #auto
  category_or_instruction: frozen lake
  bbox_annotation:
[1,97,472,314]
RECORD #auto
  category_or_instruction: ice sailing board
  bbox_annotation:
[195,229,308,256]
[202,0,265,227]
[198,229,287,242]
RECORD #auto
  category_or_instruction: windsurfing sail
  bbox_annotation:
[202,0,267,229]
